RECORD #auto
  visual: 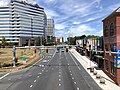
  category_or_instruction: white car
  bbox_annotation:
[61,49,64,52]
[42,60,47,63]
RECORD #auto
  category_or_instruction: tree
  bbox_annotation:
[67,37,76,45]
[1,36,6,48]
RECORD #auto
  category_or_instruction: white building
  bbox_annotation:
[46,19,55,41]
[0,0,46,46]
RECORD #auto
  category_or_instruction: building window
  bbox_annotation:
[104,26,109,37]
[105,60,109,71]
[110,43,117,52]
[110,23,114,36]
[105,44,109,51]
[110,62,115,75]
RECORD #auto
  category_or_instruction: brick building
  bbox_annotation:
[103,7,120,85]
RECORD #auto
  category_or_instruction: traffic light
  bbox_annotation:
[46,48,48,53]
[66,48,68,52]
[34,48,37,54]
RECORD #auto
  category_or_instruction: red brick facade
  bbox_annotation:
[103,11,120,85]
[19,38,37,46]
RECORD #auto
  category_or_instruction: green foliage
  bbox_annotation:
[1,36,6,47]
[85,35,100,39]
[67,37,76,45]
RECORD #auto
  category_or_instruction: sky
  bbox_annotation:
[1,0,120,41]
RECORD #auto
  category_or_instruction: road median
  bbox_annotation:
[0,53,42,73]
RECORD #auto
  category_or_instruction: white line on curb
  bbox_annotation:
[0,73,10,80]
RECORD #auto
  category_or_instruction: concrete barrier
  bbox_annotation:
[100,78,105,84]
[93,71,97,75]
[96,74,101,79]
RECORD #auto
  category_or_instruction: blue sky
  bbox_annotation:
[1,0,120,41]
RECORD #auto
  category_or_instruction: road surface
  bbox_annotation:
[0,48,102,90]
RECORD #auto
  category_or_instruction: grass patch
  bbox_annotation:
[0,48,39,68]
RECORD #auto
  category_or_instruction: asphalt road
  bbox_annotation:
[0,48,102,90]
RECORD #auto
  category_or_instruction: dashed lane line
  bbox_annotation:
[77,87,80,90]
[38,72,42,75]
[74,82,77,84]
[30,85,33,88]
[59,79,61,81]
[59,84,61,86]
[59,75,61,77]
[59,72,61,74]
[34,80,36,82]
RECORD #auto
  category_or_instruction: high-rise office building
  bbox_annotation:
[0,0,46,46]
[46,19,55,41]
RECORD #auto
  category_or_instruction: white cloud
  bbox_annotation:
[96,30,103,36]
[73,21,81,25]
[70,24,95,36]
[45,9,59,18]
[86,17,98,22]
[55,24,67,30]
[0,0,9,6]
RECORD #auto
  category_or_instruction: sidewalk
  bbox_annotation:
[70,49,120,90]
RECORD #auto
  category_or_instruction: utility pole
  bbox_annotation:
[13,45,16,67]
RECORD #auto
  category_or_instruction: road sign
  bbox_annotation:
[115,50,120,68]
[22,57,27,64]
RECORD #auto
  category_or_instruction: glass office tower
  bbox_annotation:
[0,0,46,46]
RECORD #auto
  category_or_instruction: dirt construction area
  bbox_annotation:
[0,48,40,68]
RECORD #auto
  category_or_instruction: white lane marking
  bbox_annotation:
[59,75,61,77]
[29,75,32,77]
[69,52,81,70]
[59,72,61,74]
[42,65,44,67]
[70,71,71,72]
[68,64,69,66]
[34,80,36,82]
[59,79,61,81]
[77,87,80,90]
[38,73,42,75]
[42,70,44,72]
[37,76,39,78]
[8,79,11,81]
[0,73,10,80]
[59,84,61,86]
[70,74,72,76]
[74,82,77,84]
[30,85,33,88]
[72,77,74,80]
[39,65,41,67]
[44,68,46,70]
